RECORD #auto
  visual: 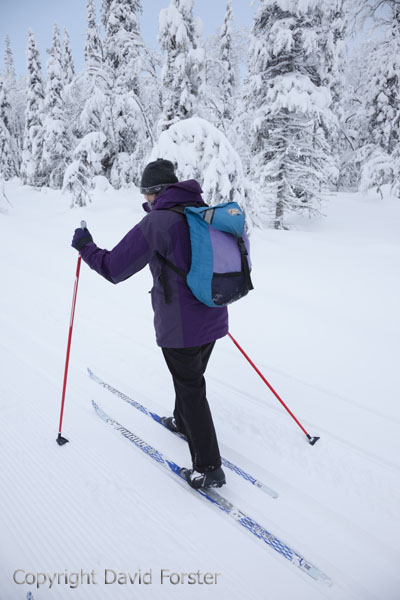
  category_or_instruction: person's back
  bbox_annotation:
[72,158,228,489]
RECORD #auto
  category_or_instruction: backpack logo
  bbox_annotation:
[228,208,241,216]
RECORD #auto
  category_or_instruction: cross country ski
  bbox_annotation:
[88,367,278,498]
[92,399,332,586]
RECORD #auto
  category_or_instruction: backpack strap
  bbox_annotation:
[157,253,186,304]
[237,236,254,291]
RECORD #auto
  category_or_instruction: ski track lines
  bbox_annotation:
[82,377,336,599]
[0,374,289,600]
[88,392,339,600]
[0,404,251,600]
[87,374,394,600]
[208,363,400,476]
[1,306,398,599]
[212,380,400,529]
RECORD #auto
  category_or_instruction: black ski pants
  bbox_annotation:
[161,341,222,473]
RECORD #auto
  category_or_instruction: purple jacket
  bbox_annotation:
[80,180,229,348]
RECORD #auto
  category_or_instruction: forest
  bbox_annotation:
[0,0,399,228]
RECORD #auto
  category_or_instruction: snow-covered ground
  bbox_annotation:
[0,179,399,600]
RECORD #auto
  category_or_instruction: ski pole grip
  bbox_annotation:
[80,220,87,230]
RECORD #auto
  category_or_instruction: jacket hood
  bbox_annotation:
[142,179,205,213]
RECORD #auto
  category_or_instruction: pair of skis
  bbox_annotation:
[89,368,331,586]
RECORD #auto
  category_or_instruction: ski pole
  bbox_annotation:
[227,332,320,445]
[56,220,87,446]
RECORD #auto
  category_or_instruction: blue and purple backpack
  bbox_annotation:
[159,201,253,307]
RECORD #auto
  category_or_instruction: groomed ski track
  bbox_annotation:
[0,182,399,599]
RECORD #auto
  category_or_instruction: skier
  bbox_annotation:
[71,159,227,489]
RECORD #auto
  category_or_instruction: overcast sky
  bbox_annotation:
[0,0,256,76]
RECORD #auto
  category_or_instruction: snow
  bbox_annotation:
[150,117,245,206]
[0,180,400,599]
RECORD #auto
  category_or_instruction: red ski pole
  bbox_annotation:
[56,220,86,446]
[228,332,319,445]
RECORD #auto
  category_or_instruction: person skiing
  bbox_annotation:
[71,159,227,489]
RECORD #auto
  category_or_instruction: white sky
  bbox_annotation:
[0,0,256,76]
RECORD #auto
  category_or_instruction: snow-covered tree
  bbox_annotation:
[4,34,16,85]
[0,77,18,179]
[203,0,238,134]
[101,0,113,28]
[62,29,75,84]
[316,1,349,183]
[85,0,103,73]
[21,30,45,186]
[80,0,107,136]
[0,172,13,214]
[338,40,374,190]
[102,0,151,186]
[3,35,24,165]
[356,0,400,197]
[150,116,248,210]
[158,0,205,131]
[41,24,71,188]
[241,0,338,229]
[63,132,109,207]
[103,0,143,95]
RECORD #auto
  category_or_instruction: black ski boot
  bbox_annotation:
[180,466,226,490]
[161,416,181,434]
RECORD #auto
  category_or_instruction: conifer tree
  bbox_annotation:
[158,0,205,131]
[81,0,107,136]
[3,35,24,165]
[202,0,239,134]
[216,0,237,129]
[0,172,12,214]
[0,77,18,179]
[85,0,103,74]
[41,24,71,188]
[4,35,16,88]
[357,0,400,196]
[21,30,45,186]
[102,0,151,186]
[241,0,337,229]
[62,29,75,84]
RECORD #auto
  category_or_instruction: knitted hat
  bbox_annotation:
[140,158,178,194]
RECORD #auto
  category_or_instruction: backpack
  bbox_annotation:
[158,201,253,307]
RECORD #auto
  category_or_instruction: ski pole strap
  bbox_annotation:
[237,236,254,291]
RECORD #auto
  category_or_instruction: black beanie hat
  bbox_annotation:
[140,158,178,194]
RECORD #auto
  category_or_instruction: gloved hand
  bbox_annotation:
[71,227,93,251]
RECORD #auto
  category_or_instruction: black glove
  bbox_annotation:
[71,227,93,251]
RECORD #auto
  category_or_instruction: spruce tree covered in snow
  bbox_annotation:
[0,77,18,179]
[63,132,109,207]
[62,29,75,84]
[3,35,24,166]
[202,0,239,134]
[316,1,349,184]
[339,40,373,190]
[81,0,107,135]
[0,172,12,214]
[62,0,110,206]
[241,0,337,229]
[4,35,16,85]
[151,116,247,209]
[85,0,103,73]
[158,0,204,131]
[356,0,400,197]
[21,30,45,186]
[101,0,113,28]
[41,24,71,188]
[102,0,151,186]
